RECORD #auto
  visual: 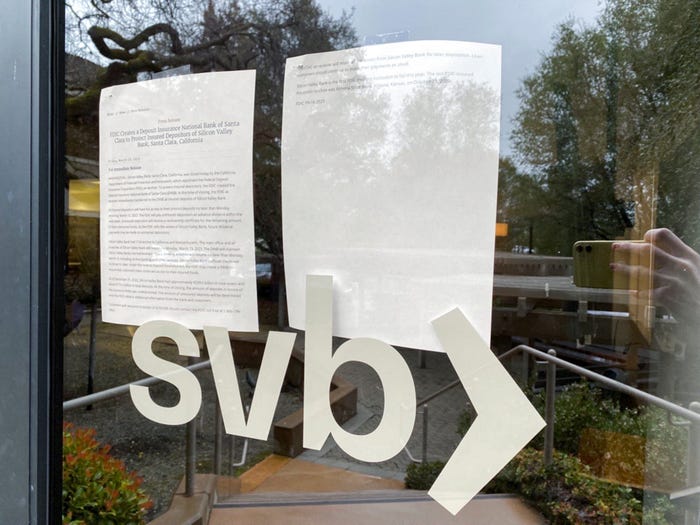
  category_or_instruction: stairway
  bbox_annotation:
[209,456,545,525]
[148,456,545,524]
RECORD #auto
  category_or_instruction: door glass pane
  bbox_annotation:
[62,1,700,523]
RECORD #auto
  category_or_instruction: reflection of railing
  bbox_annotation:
[63,359,252,497]
[62,359,212,411]
[65,342,700,517]
[406,344,700,514]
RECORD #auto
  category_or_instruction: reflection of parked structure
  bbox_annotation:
[492,252,679,393]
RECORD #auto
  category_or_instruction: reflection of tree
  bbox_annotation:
[658,131,700,246]
[511,0,700,254]
[66,0,356,257]
[283,50,391,238]
[284,66,500,255]
[496,158,543,252]
[388,79,499,249]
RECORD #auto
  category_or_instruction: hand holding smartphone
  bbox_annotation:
[573,240,645,289]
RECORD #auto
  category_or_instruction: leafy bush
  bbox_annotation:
[404,461,445,490]
[528,382,687,488]
[451,382,686,522]
[495,448,677,525]
[638,407,688,489]
[456,402,477,437]
[63,424,151,525]
[403,448,678,523]
[530,382,647,454]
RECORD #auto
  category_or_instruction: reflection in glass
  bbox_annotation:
[60,0,700,522]
[496,2,700,521]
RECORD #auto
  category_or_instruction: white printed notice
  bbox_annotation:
[282,41,501,351]
[99,71,258,331]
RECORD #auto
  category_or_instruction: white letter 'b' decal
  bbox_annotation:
[303,275,416,463]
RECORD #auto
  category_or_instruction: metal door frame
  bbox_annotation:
[0,0,63,522]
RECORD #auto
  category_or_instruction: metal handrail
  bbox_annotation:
[62,359,212,411]
[412,344,700,423]
[405,343,700,466]
[62,358,250,496]
[403,404,429,463]
[64,342,700,500]
[501,345,700,424]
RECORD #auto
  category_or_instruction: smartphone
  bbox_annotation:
[572,240,644,289]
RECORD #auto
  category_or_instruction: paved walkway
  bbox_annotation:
[296,344,472,479]
[236,455,404,493]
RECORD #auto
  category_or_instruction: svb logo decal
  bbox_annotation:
[130,275,544,515]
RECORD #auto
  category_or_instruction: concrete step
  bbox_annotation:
[221,455,545,523]
[148,457,546,525]
[235,455,404,494]
[210,491,545,524]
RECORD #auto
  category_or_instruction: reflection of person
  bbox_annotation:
[64,299,85,336]
[612,228,700,325]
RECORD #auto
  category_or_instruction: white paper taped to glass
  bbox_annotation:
[282,40,502,351]
[99,71,259,331]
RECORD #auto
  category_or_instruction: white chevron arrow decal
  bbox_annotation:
[428,308,545,515]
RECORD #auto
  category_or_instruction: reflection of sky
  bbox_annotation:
[317,0,601,157]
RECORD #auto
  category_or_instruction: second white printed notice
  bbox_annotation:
[282,41,501,351]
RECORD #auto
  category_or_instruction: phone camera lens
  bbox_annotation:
[585,245,592,252]
[576,245,583,253]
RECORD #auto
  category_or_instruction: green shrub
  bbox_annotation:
[638,407,687,489]
[456,403,477,437]
[533,382,647,454]
[494,448,677,524]
[404,461,445,490]
[402,448,677,523]
[453,382,686,522]
[63,424,151,525]
[528,382,687,488]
